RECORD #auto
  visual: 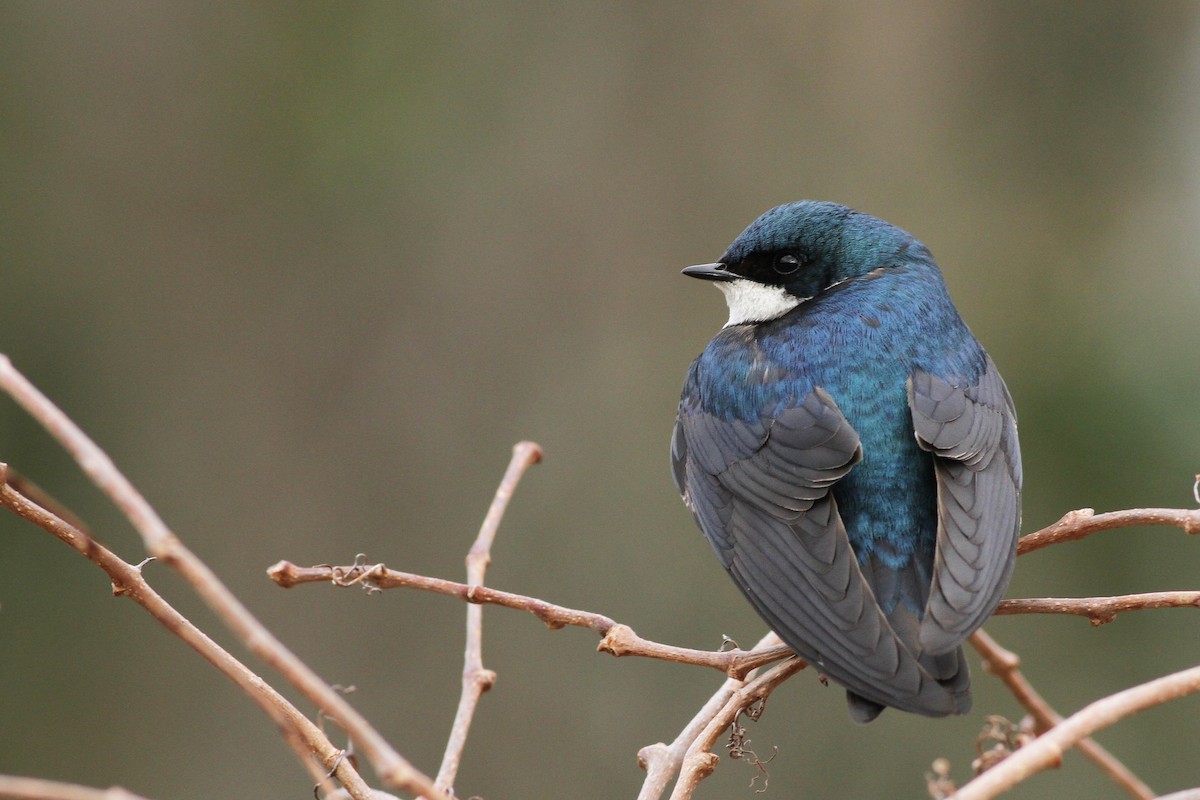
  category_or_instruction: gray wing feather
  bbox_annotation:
[908,359,1022,654]
[672,388,970,717]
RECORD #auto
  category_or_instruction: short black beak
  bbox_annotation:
[681,262,735,282]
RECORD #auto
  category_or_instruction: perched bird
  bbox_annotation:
[671,202,1021,722]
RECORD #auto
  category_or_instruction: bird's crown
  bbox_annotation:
[721,201,926,288]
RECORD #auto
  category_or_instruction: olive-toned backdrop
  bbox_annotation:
[2,4,1198,799]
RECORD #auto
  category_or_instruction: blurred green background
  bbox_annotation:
[2,3,1199,799]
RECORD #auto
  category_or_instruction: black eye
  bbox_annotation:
[774,253,803,275]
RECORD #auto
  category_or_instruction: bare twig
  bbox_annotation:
[969,630,1154,800]
[995,592,1200,624]
[637,632,784,800]
[432,441,543,795]
[0,477,372,800]
[0,778,146,800]
[669,656,808,800]
[0,355,448,800]
[1018,507,1200,556]
[0,775,153,800]
[269,560,794,679]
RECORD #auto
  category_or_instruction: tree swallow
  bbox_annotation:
[671,201,1021,722]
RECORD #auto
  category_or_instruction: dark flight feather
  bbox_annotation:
[909,361,1021,654]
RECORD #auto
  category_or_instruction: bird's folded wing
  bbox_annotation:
[908,360,1022,654]
[673,388,962,715]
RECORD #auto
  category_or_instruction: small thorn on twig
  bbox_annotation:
[1192,474,1199,506]
[719,634,739,652]
[112,556,158,596]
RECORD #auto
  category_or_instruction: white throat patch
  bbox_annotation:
[716,279,804,327]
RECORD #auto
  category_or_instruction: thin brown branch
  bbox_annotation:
[996,592,1200,625]
[955,657,1200,799]
[969,629,1154,800]
[0,477,373,800]
[1018,507,1200,556]
[637,632,783,800]
[0,355,447,800]
[433,441,543,795]
[0,775,152,800]
[669,655,808,800]
[268,560,794,679]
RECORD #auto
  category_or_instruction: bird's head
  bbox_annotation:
[684,201,922,327]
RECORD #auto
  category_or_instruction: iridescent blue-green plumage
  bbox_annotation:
[672,202,1021,722]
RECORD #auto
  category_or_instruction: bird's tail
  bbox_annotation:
[845,599,971,723]
[848,554,971,722]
